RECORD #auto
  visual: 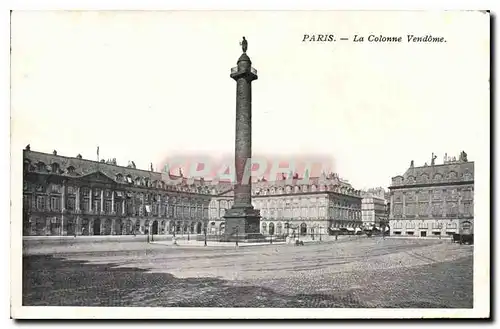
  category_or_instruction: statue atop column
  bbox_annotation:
[240,36,248,53]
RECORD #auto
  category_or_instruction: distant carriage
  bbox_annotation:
[452,221,474,245]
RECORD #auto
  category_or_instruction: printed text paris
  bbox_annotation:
[353,34,446,43]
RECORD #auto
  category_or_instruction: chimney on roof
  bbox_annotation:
[25,144,30,151]
[76,154,82,159]
[53,150,57,155]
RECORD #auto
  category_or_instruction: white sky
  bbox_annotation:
[10,11,490,189]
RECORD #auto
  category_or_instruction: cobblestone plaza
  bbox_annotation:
[23,237,473,308]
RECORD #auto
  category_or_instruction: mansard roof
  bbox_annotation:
[23,149,361,197]
[391,160,474,187]
[23,149,231,194]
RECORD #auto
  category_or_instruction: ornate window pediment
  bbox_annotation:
[463,170,473,181]
[418,173,429,183]
[67,166,76,175]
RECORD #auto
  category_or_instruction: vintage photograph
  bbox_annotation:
[10,11,490,319]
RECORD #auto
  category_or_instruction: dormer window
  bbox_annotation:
[51,163,59,174]
[67,166,75,175]
[37,162,46,172]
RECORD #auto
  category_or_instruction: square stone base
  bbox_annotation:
[222,206,263,242]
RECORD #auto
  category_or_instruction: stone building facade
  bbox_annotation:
[388,152,474,237]
[361,187,388,228]
[209,175,363,237]
[23,148,362,237]
[22,149,231,237]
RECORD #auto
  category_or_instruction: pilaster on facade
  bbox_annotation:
[89,188,93,212]
[75,187,81,214]
[158,195,162,217]
[402,192,406,219]
[457,189,463,218]
[61,180,67,213]
[442,189,447,218]
[414,190,419,219]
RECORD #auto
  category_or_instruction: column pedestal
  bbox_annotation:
[223,206,263,241]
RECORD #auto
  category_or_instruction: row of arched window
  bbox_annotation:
[254,184,359,196]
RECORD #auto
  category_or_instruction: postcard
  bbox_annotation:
[10,10,490,319]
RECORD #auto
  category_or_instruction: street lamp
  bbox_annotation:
[203,227,207,246]
[234,226,239,246]
[319,226,322,241]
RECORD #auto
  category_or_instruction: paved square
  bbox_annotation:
[23,237,473,308]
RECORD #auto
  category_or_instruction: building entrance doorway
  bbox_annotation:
[93,219,101,235]
[269,223,275,235]
[420,231,427,237]
[300,223,307,236]
[152,220,159,235]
